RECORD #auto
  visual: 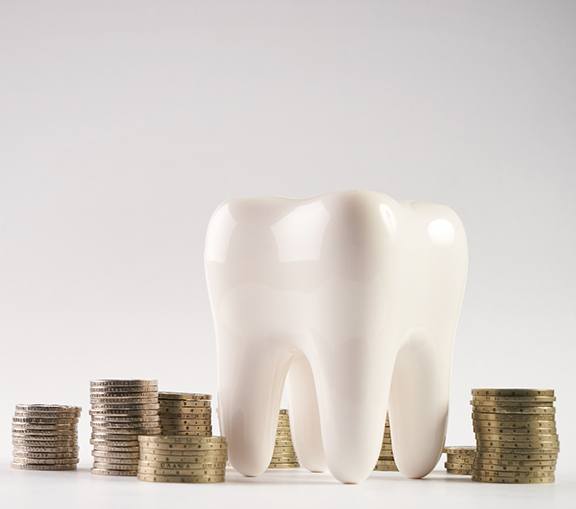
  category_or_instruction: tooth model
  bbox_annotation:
[205,191,468,483]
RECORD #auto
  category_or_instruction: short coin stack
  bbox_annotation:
[90,379,161,476]
[375,415,397,471]
[471,388,559,484]
[158,392,212,436]
[12,404,81,471]
[444,446,475,475]
[268,409,299,469]
[138,435,227,483]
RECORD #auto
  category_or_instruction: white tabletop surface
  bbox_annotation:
[1,460,574,509]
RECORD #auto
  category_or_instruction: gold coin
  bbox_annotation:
[269,464,300,469]
[471,389,554,397]
[159,392,211,400]
[476,451,557,460]
[472,396,556,405]
[139,452,227,462]
[444,446,475,453]
[137,473,224,483]
[159,400,211,408]
[476,445,559,454]
[472,408,556,418]
[473,424,557,433]
[474,433,558,441]
[91,468,137,476]
[138,458,227,469]
[475,463,555,473]
[374,465,398,472]
[160,418,211,425]
[472,407,555,415]
[139,435,225,444]
[472,474,554,484]
[138,466,225,475]
[475,456,556,466]
[472,469,555,479]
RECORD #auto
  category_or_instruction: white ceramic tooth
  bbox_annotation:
[205,191,468,483]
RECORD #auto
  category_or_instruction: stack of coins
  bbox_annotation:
[444,446,475,475]
[158,392,212,436]
[90,379,161,476]
[269,409,299,469]
[375,415,397,471]
[471,388,559,484]
[138,435,227,483]
[12,404,81,471]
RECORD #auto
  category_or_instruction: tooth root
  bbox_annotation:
[388,333,449,479]
[287,355,326,472]
[218,338,292,476]
[312,340,392,484]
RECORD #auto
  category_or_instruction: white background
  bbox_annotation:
[1,1,575,507]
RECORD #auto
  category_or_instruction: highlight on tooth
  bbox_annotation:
[205,190,469,483]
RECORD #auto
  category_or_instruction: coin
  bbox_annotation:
[13,451,78,459]
[138,458,227,469]
[137,473,225,483]
[91,379,157,387]
[12,431,78,438]
[12,458,79,465]
[90,439,140,447]
[472,412,556,425]
[91,468,137,476]
[138,466,225,475]
[472,389,554,397]
[93,461,139,469]
[159,392,211,400]
[12,463,77,471]
[472,406,555,415]
[91,403,160,411]
[15,404,81,413]
[160,417,211,424]
[474,469,554,480]
[12,446,79,453]
[158,400,211,408]
[472,474,555,484]
[139,435,225,444]
[92,451,140,459]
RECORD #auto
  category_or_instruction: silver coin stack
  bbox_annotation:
[12,404,81,471]
[90,379,161,476]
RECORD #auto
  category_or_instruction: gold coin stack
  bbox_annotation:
[12,404,81,471]
[158,392,212,436]
[90,379,161,476]
[137,435,227,483]
[269,409,299,468]
[375,415,397,471]
[471,388,559,484]
[444,446,475,475]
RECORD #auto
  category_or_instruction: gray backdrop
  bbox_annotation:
[1,0,575,476]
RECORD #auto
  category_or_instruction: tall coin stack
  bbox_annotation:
[90,379,161,476]
[471,388,559,484]
[12,404,81,471]
[269,409,299,469]
[444,446,475,475]
[375,414,397,471]
[159,392,212,436]
[138,435,227,483]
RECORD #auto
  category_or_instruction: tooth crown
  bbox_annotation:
[205,190,468,483]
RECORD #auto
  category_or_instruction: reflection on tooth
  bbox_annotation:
[205,191,468,483]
